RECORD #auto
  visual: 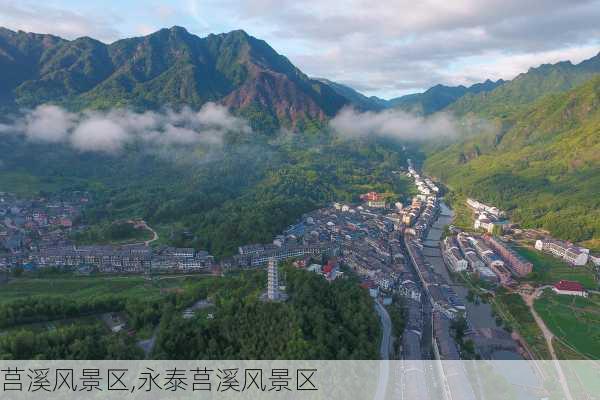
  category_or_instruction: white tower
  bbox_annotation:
[267,258,279,300]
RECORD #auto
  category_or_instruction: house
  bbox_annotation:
[553,280,588,297]
[360,192,386,208]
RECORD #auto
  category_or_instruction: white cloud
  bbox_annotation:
[70,117,128,153]
[3,103,252,153]
[23,105,75,143]
[329,107,495,141]
[0,0,121,42]
[330,107,458,141]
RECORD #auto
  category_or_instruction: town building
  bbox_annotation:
[360,192,387,208]
[553,280,588,297]
[483,236,532,277]
[535,239,589,266]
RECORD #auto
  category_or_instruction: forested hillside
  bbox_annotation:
[0,132,411,257]
[154,266,380,359]
[425,76,600,245]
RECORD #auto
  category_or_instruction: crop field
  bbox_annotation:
[534,291,600,359]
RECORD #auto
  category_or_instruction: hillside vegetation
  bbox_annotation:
[426,76,600,244]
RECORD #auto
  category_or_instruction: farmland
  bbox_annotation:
[534,291,600,359]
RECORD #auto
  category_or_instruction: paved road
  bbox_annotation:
[375,301,392,360]
[373,301,392,400]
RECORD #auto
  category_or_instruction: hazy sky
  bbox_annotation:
[1,0,599,98]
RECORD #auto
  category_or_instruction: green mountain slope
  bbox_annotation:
[425,76,600,244]
[388,79,504,115]
[0,26,347,131]
[450,53,600,118]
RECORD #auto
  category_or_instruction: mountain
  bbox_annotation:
[450,53,600,118]
[314,78,387,111]
[425,75,600,246]
[0,26,348,131]
[387,79,505,115]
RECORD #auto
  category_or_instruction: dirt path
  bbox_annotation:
[143,224,159,246]
[522,290,573,400]
[127,220,159,246]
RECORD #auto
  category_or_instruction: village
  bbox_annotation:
[2,159,599,363]
[0,192,215,274]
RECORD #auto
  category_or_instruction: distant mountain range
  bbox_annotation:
[314,78,505,114]
[3,25,598,129]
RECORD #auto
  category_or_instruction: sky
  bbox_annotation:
[1,0,599,98]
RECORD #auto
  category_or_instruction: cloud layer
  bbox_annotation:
[329,107,494,142]
[1,103,251,153]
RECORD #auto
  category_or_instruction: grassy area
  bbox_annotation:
[534,291,600,359]
[514,245,598,289]
[0,274,209,304]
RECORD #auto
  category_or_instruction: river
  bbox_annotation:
[421,201,523,359]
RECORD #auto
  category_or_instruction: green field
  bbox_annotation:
[534,291,600,359]
[515,245,598,289]
[0,274,211,304]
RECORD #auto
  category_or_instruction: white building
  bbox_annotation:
[535,239,589,266]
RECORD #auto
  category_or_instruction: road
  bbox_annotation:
[375,301,392,360]
[373,301,392,400]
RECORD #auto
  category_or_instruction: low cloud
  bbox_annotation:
[2,103,252,153]
[329,107,459,141]
[329,107,497,142]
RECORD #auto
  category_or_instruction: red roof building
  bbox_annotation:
[360,192,384,202]
[553,280,587,297]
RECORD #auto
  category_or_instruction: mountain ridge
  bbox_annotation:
[0,26,348,131]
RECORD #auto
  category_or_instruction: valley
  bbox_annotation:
[0,22,599,368]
